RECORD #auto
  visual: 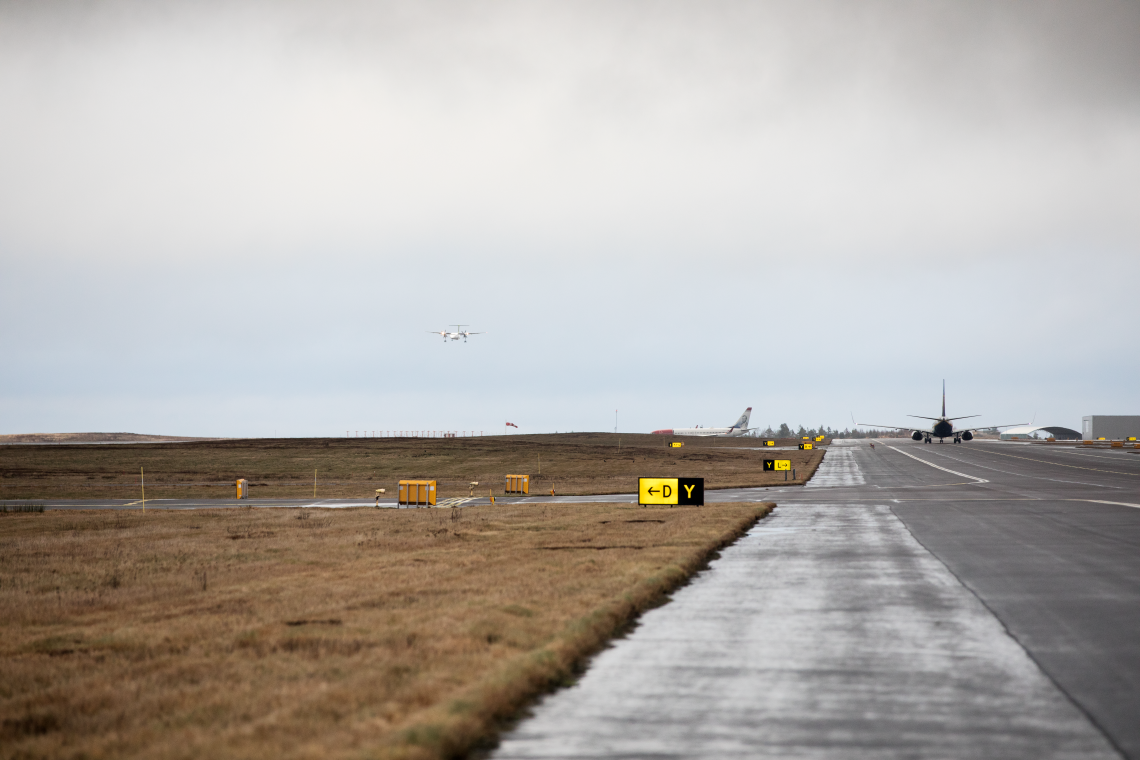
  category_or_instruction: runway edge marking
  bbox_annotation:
[886,446,989,484]
[1078,499,1140,510]
[967,447,1139,477]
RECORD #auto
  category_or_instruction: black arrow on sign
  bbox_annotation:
[648,487,660,495]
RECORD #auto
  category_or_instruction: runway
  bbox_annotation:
[492,440,1140,759]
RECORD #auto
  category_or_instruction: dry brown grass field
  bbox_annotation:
[0,433,825,500]
[0,434,223,445]
[0,501,773,759]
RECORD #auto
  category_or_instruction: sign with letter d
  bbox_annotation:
[639,477,704,506]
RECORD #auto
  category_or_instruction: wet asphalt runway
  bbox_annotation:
[492,440,1140,759]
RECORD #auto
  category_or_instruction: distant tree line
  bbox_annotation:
[755,424,909,439]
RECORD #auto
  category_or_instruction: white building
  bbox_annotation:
[1000,425,1081,441]
[1082,416,1140,440]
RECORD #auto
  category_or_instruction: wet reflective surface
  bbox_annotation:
[494,441,1139,759]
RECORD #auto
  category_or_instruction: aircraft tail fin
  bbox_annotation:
[732,407,752,430]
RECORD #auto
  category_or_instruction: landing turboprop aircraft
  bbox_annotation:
[652,407,755,437]
[858,382,1024,444]
[427,325,484,343]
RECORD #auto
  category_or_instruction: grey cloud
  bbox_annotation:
[1,1,1137,436]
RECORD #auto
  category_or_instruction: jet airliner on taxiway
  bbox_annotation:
[652,407,754,437]
[858,382,1024,444]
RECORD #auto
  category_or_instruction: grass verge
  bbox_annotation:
[0,501,773,759]
[0,433,823,499]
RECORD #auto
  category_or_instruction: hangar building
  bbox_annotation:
[1000,425,1082,441]
[1082,415,1140,440]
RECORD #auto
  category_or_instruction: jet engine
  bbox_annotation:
[961,430,973,441]
[911,430,924,441]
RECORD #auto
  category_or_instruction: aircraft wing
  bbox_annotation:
[857,422,927,432]
[958,423,1027,432]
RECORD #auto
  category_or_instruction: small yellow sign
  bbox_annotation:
[764,459,791,471]
[1130,437,1137,442]
[670,442,684,448]
[764,440,775,447]
[638,477,703,506]
[799,442,813,450]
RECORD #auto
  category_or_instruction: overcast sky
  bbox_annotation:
[2,0,1138,437]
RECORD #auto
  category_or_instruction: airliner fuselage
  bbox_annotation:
[652,407,753,437]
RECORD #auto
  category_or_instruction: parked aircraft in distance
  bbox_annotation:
[428,325,484,343]
[652,407,754,437]
[858,382,1024,444]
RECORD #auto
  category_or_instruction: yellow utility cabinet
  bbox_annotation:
[398,480,436,506]
[505,474,529,494]
[236,479,248,499]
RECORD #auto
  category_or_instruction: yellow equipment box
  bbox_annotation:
[799,442,813,450]
[505,474,530,494]
[236,479,248,499]
[398,480,436,506]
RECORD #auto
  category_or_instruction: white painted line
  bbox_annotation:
[301,501,376,508]
[886,446,989,484]
[1079,499,1140,510]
